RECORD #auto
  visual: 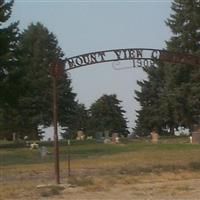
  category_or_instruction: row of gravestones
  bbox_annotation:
[150,125,200,144]
[76,130,120,143]
[77,128,200,144]
[95,132,119,143]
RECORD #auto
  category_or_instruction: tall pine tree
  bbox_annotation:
[61,102,89,139]
[89,94,128,137]
[165,0,200,126]
[0,0,21,139]
[134,0,200,136]
[2,22,77,139]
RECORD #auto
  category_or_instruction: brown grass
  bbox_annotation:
[1,144,200,200]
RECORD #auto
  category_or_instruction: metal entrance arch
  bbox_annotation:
[51,48,200,184]
[65,48,200,71]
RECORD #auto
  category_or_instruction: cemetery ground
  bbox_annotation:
[1,137,200,200]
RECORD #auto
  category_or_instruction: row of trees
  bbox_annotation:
[4,0,199,139]
[134,0,200,135]
[0,0,128,140]
[62,94,128,139]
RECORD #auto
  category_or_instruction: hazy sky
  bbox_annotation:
[11,0,172,133]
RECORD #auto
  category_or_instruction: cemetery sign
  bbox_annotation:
[65,48,200,70]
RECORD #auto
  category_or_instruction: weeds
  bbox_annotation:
[68,175,94,186]
[189,161,200,170]
[39,185,65,197]
[1,139,200,199]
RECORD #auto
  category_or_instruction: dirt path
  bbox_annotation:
[2,157,200,200]
[47,176,200,200]
[1,168,200,200]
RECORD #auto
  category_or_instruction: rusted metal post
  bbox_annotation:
[52,74,60,184]
[51,61,62,184]
[67,139,71,177]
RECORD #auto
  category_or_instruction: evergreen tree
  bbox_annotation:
[165,0,200,126]
[0,0,20,105]
[134,64,168,135]
[135,0,200,135]
[89,94,128,137]
[7,22,76,139]
[61,103,89,139]
[0,0,21,139]
[166,0,200,53]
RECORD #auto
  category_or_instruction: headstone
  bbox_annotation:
[30,142,39,149]
[40,146,48,158]
[191,125,200,144]
[86,136,93,140]
[111,133,119,143]
[189,136,192,144]
[192,133,200,144]
[115,137,119,143]
[13,133,16,141]
[150,130,159,144]
[76,130,85,140]
[95,132,103,142]
[104,130,110,138]
[104,138,111,144]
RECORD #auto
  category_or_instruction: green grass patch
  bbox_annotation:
[0,140,199,166]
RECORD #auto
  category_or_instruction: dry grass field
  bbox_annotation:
[1,138,200,200]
